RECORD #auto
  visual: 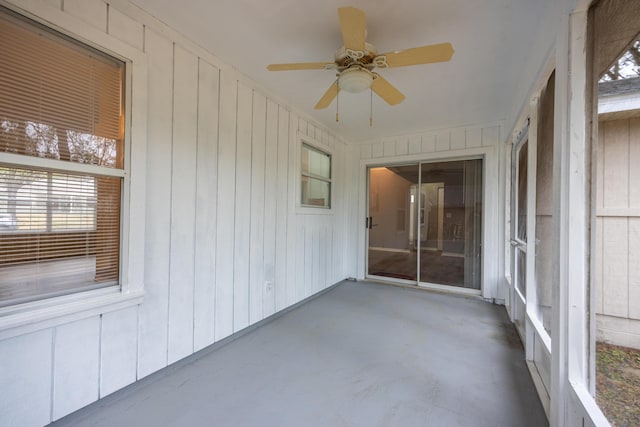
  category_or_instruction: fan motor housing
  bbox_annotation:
[335,42,377,68]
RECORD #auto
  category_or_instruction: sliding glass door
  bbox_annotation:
[419,160,483,289]
[367,159,483,291]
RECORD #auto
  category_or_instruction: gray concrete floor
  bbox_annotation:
[52,281,548,427]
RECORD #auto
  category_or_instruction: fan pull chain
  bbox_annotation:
[370,88,373,127]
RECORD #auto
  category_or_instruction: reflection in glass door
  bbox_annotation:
[367,164,419,281]
[419,160,483,289]
[367,160,483,290]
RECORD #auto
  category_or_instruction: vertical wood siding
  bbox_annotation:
[0,1,353,425]
[595,117,640,348]
[357,124,501,161]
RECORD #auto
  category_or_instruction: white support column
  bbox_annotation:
[552,4,611,426]
[551,10,571,427]
[565,7,589,391]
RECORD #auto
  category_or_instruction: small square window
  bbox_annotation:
[300,143,331,208]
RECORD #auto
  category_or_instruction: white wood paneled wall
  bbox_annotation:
[358,125,500,161]
[0,1,354,425]
[595,117,640,349]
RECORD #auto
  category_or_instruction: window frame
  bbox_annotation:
[0,3,147,338]
[298,134,333,212]
[2,166,100,235]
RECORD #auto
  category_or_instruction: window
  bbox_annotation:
[0,8,125,307]
[300,142,331,208]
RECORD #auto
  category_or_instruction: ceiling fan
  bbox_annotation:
[267,6,454,111]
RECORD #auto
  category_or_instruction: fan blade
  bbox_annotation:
[380,43,454,68]
[371,74,405,106]
[314,81,340,110]
[267,62,333,71]
[338,7,366,51]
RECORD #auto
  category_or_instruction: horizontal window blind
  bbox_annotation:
[0,10,125,168]
[0,8,125,307]
[0,165,121,306]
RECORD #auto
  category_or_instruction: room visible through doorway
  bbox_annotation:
[366,159,483,291]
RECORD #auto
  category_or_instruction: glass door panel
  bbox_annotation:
[367,165,419,281]
[419,160,483,289]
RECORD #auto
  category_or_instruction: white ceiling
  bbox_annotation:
[131,0,551,142]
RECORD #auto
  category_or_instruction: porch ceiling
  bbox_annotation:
[131,0,553,142]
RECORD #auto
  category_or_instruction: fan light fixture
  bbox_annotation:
[267,6,455,110]
[338,67,373,93]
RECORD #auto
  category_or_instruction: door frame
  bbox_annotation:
[510,122,530,338]
[361,152,494,298]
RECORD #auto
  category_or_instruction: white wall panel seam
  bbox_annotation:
[49,327,56,423]
[235,80,239,332]
[166,41,176,365]
[282,109,290,306]
[97,314,103,398]
[261,99,267,320]
[249,90,256,321]
[214,67,221,341]
[263,103,272,317]
[135,305,140,381]
[192,57,201,352]
[274,107,280,308]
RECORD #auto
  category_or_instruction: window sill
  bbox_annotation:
[0,287,144,340]
[296,206,334,215]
